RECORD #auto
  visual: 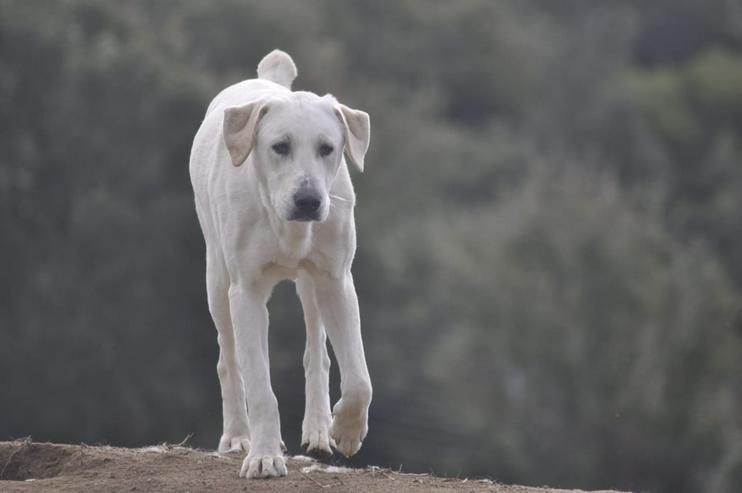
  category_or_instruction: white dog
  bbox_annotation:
[189,50,372,479]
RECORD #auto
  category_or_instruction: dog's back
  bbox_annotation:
[204,50,297,118]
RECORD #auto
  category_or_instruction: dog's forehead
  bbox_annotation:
[260,92,341,140]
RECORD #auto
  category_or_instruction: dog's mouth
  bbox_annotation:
[287,210,321,222]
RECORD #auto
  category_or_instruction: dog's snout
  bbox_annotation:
[294,190,321,213]
[289,187,322,221]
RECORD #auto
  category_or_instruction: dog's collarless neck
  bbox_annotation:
[274,217,313,260]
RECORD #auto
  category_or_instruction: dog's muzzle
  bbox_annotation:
[289,187,322,221]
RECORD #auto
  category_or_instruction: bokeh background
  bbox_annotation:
[2,1,742,492]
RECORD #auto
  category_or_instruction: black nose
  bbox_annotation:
[292,189,321,217]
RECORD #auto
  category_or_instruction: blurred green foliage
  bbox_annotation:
[1,1,741,492]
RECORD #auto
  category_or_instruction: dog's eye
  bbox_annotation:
[272,142,290,156]
[318,143,334,157]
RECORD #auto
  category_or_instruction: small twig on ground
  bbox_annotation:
[300,470,330,488]
[160,433,194,450]
[175,433,194,448]
[1,436,32,479]
[367,465,396,480]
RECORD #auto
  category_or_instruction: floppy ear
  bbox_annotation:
[223,101,268,166]
[334,104,370,172]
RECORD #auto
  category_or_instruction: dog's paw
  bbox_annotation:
[330,398,368,458]
[218,433,250,454]
[301,413,334,456]
[239,453,288,479]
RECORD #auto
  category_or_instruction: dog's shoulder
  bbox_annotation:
[205,80,288,119]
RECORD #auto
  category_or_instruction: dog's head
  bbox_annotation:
[223,92,369,222]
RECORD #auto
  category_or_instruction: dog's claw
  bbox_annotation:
[329,397,368,458]
[239,454,287,479]
[218,434,250,454]
[302,437,334,459]
[302,414,334,457]
[333,436,362,458]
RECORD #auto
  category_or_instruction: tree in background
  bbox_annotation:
[1,1,741,492]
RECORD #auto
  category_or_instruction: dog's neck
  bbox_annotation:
[275,220,312,259]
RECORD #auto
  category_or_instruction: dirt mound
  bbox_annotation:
[0,440,629,492]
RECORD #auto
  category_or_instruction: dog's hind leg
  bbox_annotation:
[296,273,334,456]
[207,248,250,453]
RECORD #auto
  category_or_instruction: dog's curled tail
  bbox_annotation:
[257,49,298,89]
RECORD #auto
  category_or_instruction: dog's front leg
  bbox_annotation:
[228,282,287,478]
[314,272,372,457]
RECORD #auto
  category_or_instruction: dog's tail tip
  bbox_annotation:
[257,49,298,89]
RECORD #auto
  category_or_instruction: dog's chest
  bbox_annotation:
[263,230,337,283]
[261,224,317,279]
[275,224,313,261]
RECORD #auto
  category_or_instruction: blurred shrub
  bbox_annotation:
[1,1,741,492]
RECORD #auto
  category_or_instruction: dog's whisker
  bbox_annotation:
[329,195,352,209]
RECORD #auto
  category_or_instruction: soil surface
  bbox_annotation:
[0,440,630,492]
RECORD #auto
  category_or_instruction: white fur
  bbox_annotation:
[189,50,372,479]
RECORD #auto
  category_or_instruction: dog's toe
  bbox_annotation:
[333,434,362,458]
[302,414,333,457]
[240,454,287,479]
[302,430,334,458]
[329,398,368,458]
[218,434,250,454]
